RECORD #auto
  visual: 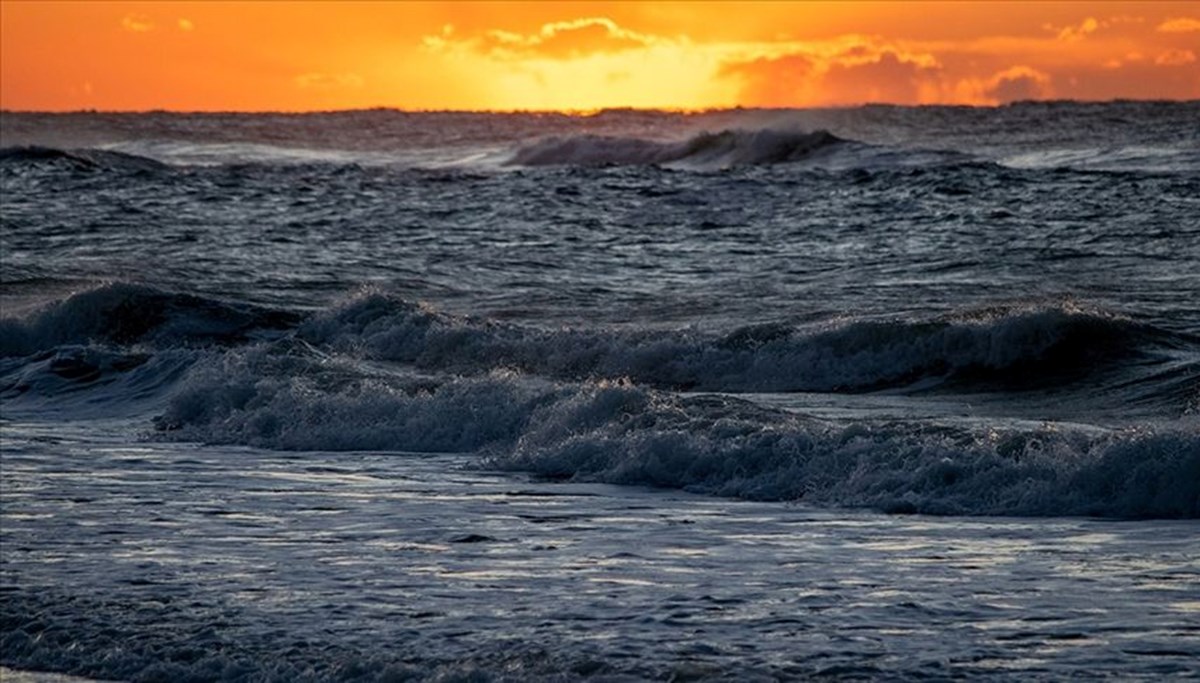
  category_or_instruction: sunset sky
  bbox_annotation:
[1,1,1197,111]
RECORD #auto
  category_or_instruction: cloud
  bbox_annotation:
[984,66,1053,103]
[1156,49,1197,66]
[426,17,665,59]
[719,54,817,107]
[178,18,194,32]
[1057,17,1099,42]
[121,14,154,32]
[1157,17,1200,33]
[819,50,941,104]
[418,12,1192,108]
[1104,51,1147,70]
[719,39,943,106]
[946,65,1053,105]
[1049,15,1145,41]
[294,72,365,89]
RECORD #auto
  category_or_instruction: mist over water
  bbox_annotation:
[2,103,1199,680]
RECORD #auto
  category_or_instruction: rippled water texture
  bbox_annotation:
[2,103,1199,680]
[3,423,1199,681]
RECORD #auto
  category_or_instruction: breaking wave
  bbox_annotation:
[4,284,1196,518]
[4,285,1194,410]
[152,348,1200,518]
[300,293,1185,394]
[507,129,850,168]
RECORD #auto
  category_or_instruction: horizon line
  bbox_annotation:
[2,98,1197,117]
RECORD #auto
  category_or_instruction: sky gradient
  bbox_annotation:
[2,1,1198,111]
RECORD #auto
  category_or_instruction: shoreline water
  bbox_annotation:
[3,421,1198,680]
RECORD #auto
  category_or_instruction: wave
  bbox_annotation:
[999,145,1200,174]
[507,128,850,168]
[299,293,1185,395]
[494,383,1200,519]
[6,285,1190,517]
[0,141,487,170]
[0,283,300,357]
[151,347,1200,518]
[0,345,196,418]
[0,145,171,174]
[4,285,1192,416]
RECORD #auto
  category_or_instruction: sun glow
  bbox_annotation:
[1,1,1196,111]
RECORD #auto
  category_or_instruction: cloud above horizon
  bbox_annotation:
[2,2,1196,111]
[295,72,366,89]
[423,11,1198,108]
[121,14,154,33]
[1157,17,1200,33]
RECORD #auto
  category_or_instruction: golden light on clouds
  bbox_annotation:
[1,1,1196,111]
[1157,17,1200,32]
[120,14,154,33]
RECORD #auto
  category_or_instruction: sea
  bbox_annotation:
[1,102,1198,681]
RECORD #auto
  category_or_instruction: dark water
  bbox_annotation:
[1,103,1199,681]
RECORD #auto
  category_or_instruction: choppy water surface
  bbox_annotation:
[3,422,1199,681]
[2,103,1199,680]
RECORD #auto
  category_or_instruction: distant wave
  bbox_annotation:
[0,145,171,173]
[151,352,1200,518]
[998,145,1200,174]
[6,103,1198,172]
[507,129,850,168]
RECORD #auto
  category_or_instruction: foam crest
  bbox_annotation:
[155,350,1200,518]
[0,283,300,357]
[155,344,564,452]
[507,128,847,168]
[501,393,1200,518]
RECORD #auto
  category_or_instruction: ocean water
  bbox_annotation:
[1,102,1198,681]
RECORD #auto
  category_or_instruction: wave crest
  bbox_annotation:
[301,294,1172,394]
[153,349,1200,518]
[507,128,848,168]
[0,145,170,174]
[0,283,300,357]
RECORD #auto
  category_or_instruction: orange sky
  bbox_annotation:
[1,1,1197,111]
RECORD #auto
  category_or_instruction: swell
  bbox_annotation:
[507,128,850,168]
[0,145,171,174]
[300,293,1190,397]
[0,282,301,358]
[4,286,1191,404]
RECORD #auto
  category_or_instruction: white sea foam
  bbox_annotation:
[6,426,1197,681]
[153,346,1200,518]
